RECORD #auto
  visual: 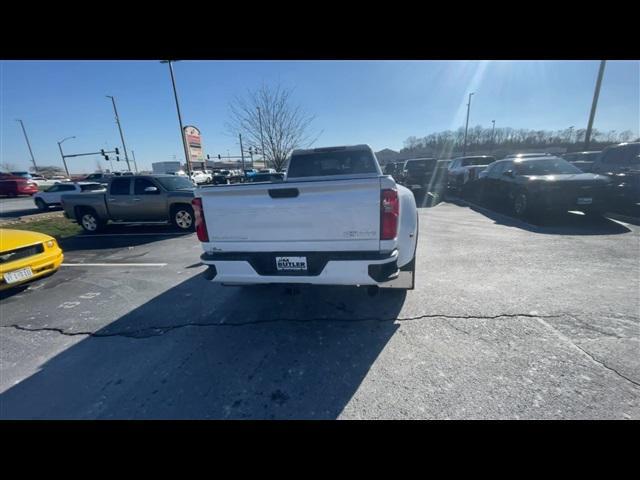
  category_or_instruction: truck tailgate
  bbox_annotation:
[199,177,382,252]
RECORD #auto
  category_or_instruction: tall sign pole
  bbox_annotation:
[106,96,131,172]
[162,60,192,176]
[584,60,606,150]
[16,119,38,173]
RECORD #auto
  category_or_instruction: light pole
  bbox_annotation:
[131,150,139,173]
[257,106,266,168]
[490,120,496,153]
[105,95,131,172]
[568,126,575,145]
[239,133,246,172]
[57,136,75,177]
[585,60,606,150]
[462,92,474,157]
[16,119,38,174]
[161,60,192,176]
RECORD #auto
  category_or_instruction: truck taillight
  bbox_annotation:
[380,189,399,240]
[192,198,209,242]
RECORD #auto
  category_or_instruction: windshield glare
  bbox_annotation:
[515,158,583,175]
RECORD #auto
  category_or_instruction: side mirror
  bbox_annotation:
[503,170,515,178]
[144,186,159,193]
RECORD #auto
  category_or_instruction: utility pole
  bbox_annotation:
[16,119,38,174]
[490,119,496,154]
[462,92,474,157]
[239,133,246,171]
[584,60,606,150]
[106,95,131,172]
[131,150,139,173]
[57,136,75,177]
[257,106,266,169]
[161,60,192,176]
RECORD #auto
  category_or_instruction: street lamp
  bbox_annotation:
[585,60,607,150]
[462,92,474,157]
[161,60,192,176]
[57,136,75,177]
[16,119,38,174]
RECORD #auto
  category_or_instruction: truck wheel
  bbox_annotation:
[172,205,195,231]
[79,209,104,233]
[35,198,48,211]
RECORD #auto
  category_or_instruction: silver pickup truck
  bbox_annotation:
[61,174,196,233]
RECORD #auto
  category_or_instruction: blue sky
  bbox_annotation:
[1,60,638,173]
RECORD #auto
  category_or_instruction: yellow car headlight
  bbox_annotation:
[45,240,55,248]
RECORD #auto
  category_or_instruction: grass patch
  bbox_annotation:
[2,215,82,239]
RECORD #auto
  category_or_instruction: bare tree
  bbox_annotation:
[1,162,17,172]
[226,83,320,171]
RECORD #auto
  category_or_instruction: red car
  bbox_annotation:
[0,173,39,197]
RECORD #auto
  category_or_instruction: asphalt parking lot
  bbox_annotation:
[0,201,638,419]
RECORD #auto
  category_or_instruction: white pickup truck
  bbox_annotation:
[192,145,418,291]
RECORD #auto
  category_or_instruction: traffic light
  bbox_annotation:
[218,154,221,160]
[116,156,120,162]
[100,149,105,156]
[115,147,120,155]
[206,154,210,160]
[104,155,110,161]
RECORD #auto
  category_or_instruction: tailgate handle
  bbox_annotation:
[268,188,299,198]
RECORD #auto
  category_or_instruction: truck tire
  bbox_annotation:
[35,198,48,211]
[78,208,104,233]
[172,205,195,231]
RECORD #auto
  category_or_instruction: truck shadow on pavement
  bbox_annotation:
[445,197,632,236]
[59,226,194,253]
[0,275,405,419]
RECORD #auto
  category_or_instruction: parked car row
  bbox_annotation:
[451,143,640,218]
[381,142,639,219]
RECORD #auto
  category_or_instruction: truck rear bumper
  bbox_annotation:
[200,249,413,289]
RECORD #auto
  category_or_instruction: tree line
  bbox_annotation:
[402,126,637,158]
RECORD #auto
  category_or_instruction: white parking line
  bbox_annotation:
[606,217,631,228]
[62,263,167,267]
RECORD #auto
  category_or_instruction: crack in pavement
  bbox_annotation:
[1,312,563,339]
[3,312,639,389]
[535,318,640,389]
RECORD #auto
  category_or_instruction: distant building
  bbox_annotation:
[375,148,400,165]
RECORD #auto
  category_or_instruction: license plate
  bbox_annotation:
[4,267,34,284]
[276,256,307,272]
[577,197,593,205]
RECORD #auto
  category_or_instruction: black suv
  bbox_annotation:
[590,142,640,216]
[561,151,601,173]
[400,158,437,191]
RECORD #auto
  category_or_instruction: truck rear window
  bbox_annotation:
[287,150,378,178]
[406,160,436,171]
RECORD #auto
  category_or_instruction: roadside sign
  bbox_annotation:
[183,125,204,163]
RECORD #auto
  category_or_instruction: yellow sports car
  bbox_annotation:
[0,229,64,291]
